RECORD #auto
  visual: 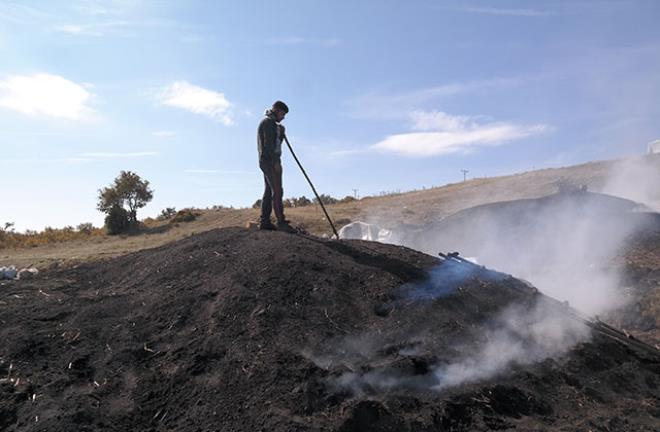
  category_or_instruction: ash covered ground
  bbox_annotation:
[1,227,659,431]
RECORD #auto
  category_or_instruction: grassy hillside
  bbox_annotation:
[1,154,659,269]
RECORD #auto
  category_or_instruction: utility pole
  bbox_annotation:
[352,188,359,199]
[461,169,469,182]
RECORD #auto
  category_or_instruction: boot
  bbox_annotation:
[276,220,297,233]
[258,219,277,231]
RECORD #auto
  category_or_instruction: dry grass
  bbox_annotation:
[0,226,105,249]
[1,155,658,269]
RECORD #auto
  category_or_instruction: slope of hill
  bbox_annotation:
[342,190,660,346]
[2,154,659,269]
[1,228,658,431]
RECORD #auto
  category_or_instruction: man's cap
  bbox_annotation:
[272,100,289,113]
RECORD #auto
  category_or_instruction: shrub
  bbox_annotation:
[313,194,338,205]
[252,199,262,209]
[291,196,312,207]
[0,222,104,249]
[76,223,94,234]
[170,208,201,223]
[158,207,177,220]
[105,205,130,235]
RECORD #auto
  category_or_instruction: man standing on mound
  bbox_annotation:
[257,100,296,233]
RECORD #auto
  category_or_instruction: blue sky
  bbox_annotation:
[1,0,659,231]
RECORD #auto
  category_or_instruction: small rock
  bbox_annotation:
[18,268,39,280]
[0,266,18,280]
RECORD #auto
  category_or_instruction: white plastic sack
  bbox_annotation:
[338,221,393,243]
[18,267,39,280]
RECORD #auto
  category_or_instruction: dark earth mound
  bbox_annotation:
[1,227,659,431]
[406,191,655,256]
[367,191,660,346]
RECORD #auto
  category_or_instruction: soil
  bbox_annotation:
[362,191,660,347]
[1,227,659,431]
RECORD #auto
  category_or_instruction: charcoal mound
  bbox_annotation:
[1,227,659,431]
[401,190,657,258]
[365,191,660,344]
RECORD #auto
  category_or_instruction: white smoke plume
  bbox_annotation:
[431,299,589,390]
[342,156,660,317]
[601,155,660,211]
[314,295,590,396]
[328,155,658,394]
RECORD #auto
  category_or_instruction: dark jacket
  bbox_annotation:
[257,112,285,162]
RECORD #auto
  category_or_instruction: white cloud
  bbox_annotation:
[157,81,233,125]
[328,149,371,157]
[371,110,549,157]
[346,78,525,120]
[53,24,87,35]
[74,0,136,16]
[410,110,474,131]
[52,20,135,37]
[80,151,159,158]
[0,73,94,120]
[152,130,176,137]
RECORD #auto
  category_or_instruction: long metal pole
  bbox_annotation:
[283,135,339,240]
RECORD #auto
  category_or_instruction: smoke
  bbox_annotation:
[310,272,590,396]
[439,191,642,316]
[400,258,506,302]
[326,156,658,395]
[343,180,658,317]
[431,299,589,390]
[601,155,660,211]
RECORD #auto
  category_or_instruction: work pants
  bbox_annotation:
[259,158,285,223]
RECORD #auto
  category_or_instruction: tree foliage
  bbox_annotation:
[97,171,154,231]
[104,205,130,235]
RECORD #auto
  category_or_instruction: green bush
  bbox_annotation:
[105,205,130,235]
